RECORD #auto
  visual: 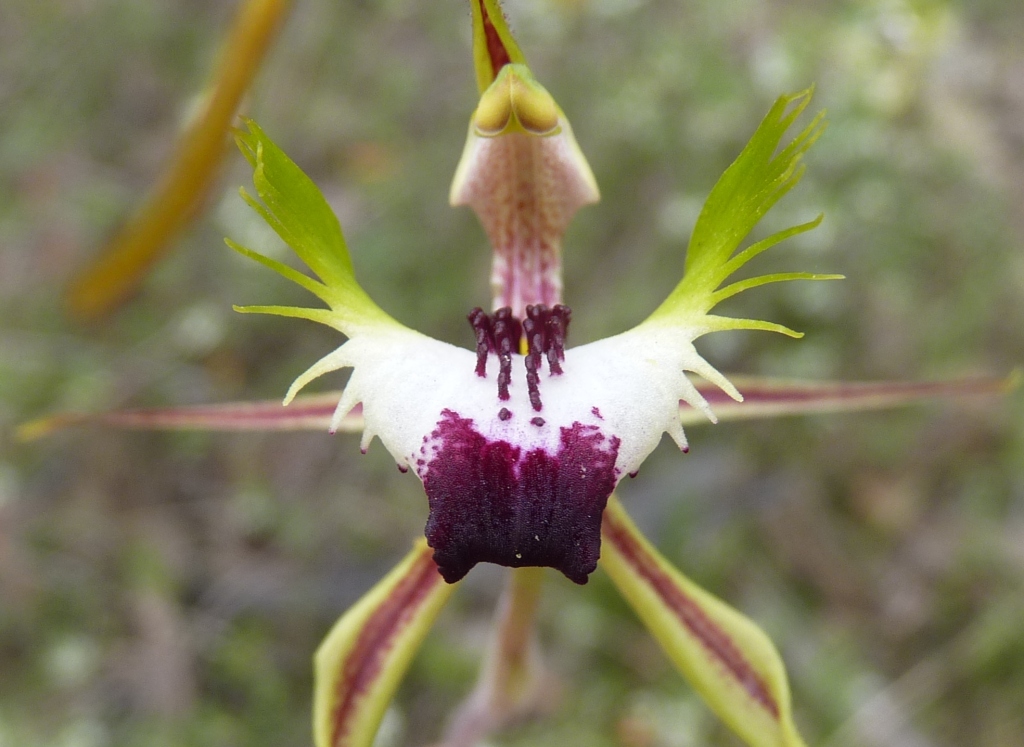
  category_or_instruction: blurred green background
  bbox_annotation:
[2,0,1023,745]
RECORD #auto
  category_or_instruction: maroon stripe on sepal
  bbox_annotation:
[330,549,443,747]
[603,512,780,718]
[478,0,512,78]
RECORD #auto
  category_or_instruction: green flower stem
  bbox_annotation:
[497,567,545,684]
[442,567,548,746]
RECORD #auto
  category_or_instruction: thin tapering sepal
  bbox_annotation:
[601,496,806,747]
[14,395,363,441]
[18,374,1012,440]
[314,540,457,747]
[680,372,1019,425]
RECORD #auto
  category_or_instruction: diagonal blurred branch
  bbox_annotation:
[65,0,293,322]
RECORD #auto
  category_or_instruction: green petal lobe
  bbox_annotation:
[646,88,829,332]
[233,120,396,334]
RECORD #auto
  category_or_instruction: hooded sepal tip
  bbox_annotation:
[470,0,528,93]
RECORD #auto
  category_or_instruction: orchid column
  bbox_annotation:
[450,0,599,319]
[444,0,601,739]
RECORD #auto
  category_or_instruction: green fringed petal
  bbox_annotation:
[232,121,399,336]
[644,88,831,338]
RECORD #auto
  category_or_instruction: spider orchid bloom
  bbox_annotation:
[227,53,833,747]
[231,95,833,588]
[231,29,838,593]
[20,3,1012,747]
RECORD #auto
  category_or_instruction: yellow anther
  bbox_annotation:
[472,65,561,138]
[509,72,559,135]
[473,72,514,136]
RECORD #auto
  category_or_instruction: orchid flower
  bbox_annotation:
[203,2,996,744]
[230,62,837,592]
[22,2,1014,747]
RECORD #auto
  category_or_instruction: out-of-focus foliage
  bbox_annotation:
[2,1,1022,745]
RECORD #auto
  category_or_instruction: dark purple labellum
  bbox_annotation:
[419,410,620,584]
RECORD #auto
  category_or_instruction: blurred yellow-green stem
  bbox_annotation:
[65,0,292,321]
[442,567,548,745]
